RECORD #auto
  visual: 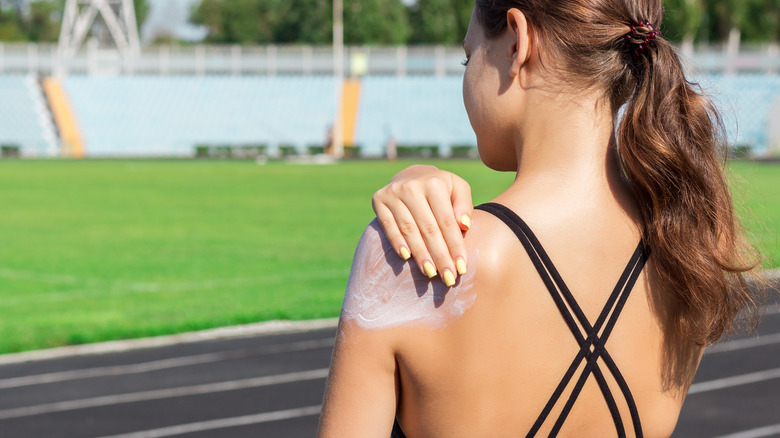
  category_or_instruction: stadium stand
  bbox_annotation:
[699,74,780,154]
[62,75,336,156]
[3,73,779,158]
[0,75,58,157]
[355,75,476,156]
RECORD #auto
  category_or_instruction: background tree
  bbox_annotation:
[662,0,703,47]
[274,0,332,44]
[0,0,147,43]
[192,0,409,45]
[451,0,473,42]
[343,0,409,45]
[25,0,63,42]
[409,0,459,44]
[181,0,780,46]
[0,1,25,41]
[191,0,285,44]
[741,0,780,43]
[705,0,747,46]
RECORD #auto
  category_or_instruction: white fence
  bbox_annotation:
[1,42,779,76]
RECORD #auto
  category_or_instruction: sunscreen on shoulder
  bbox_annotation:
[340,219,479,331]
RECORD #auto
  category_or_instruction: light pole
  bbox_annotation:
[333,0,345,159]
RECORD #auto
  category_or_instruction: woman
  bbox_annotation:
[319,0,760,436]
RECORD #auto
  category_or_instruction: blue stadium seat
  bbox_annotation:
[1,72,773,158]
[0,75,58,156]
[63,75,337,156]
[698,74,780,154]
[355,75,476,156]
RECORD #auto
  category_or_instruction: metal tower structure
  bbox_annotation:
[58,0,141,59]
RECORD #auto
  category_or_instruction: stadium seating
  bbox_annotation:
[63,75,336,156]
[698,74,780,154]
[3,73,779,157]
[0,75,58,156]
[355,75,476,156]
[351,73,778,157]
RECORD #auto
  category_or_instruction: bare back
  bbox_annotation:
[322,188,704,438]
[390,198,702,437]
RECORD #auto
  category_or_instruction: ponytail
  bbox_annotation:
[617,40,762,345]
[474,0,764,346]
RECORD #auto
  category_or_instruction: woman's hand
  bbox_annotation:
[372,165,474,286]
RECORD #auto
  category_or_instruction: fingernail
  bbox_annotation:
[461,215,471,230]
[400,247,411,260]
[456,259,467,275]
[443,269,456,287]
[423,262,437,279]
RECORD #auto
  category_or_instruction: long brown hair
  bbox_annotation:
[474,0,762,345]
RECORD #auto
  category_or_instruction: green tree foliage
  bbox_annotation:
[343,0,409,44]
[0,1,25,41]
[742,0,780,42]
[407,0,472,44]
[662,0,703,42]
[275,0,332,44]
[0,0,148,43]
[409,0,459,44]
[191,0,284,44]
[452,0,473,41]
[185,0,780,45]
[193,0,409,45]
[25,0,63,42]
[2,0,780,46]
[703,0,748,42]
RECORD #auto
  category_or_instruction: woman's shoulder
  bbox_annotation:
[341,217,508,332]
[341,211,518,329]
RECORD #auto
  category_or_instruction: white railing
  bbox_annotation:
[0,42,778,76]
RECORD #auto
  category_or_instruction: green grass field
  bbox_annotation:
[0,159,777,354]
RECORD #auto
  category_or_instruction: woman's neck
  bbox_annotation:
[507,91,628,205]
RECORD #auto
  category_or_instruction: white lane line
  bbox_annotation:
[0,368,329,420]
[96,405,322,438]
[688,367,780,394]
[714,423,780,438]
[707,332,780,354]
[0,318,338,366]
[705,303,780,354]
[0,338,334,389]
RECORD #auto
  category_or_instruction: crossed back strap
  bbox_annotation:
[475,202,648,438]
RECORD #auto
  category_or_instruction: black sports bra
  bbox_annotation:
[391,202,648,438]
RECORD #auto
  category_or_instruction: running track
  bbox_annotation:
[0,280,777,437]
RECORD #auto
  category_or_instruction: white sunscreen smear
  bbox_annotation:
[340,219,479,330]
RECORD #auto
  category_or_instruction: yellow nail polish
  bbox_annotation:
[423,262,437,279]
[456,259,467,275]
[443,270,456,287]
[400,247,411,260]
[461,215,471,230]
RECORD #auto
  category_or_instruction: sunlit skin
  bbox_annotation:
[319,8,703,437]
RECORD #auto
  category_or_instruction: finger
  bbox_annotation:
[427,191,469,277]
[450,175,474,232]
[388,200,439,280]
[373,201,411,261]
[403,197,457,287]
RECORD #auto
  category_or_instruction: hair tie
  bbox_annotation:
[624,20,660,56]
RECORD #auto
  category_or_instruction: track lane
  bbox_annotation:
[0,279,775,437]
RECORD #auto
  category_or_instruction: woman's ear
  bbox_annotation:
[506,8,532,79]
